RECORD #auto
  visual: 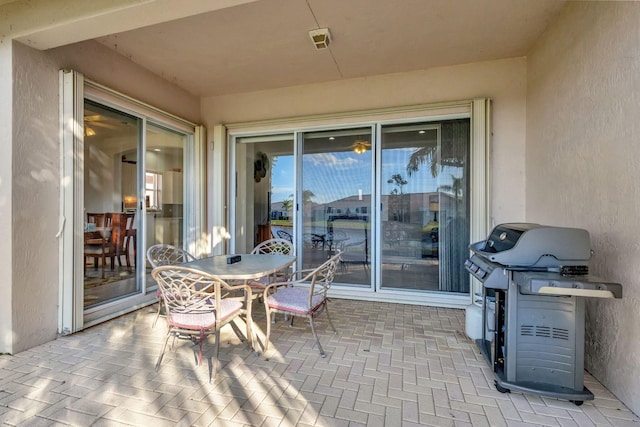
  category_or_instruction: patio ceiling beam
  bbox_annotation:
[1,0,256,50]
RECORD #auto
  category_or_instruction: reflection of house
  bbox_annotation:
[322,195,371,222]
[302,192,460,229]
[269,201,289,220]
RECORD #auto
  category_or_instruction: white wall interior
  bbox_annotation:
[526,2,640,415]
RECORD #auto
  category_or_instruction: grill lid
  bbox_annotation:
[470,223,592,268]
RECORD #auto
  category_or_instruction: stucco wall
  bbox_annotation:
[4,40,201,353]
[50,40,201,124]
[527,2,640,414]
[11,41,61,352]
[202,58,528,228]
[0,42,13,353]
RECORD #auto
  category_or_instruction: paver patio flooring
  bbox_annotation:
[1,299,638,426]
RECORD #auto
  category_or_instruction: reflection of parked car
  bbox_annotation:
[421,227,438,258]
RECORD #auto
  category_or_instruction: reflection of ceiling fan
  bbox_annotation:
[84,112,135,138]
[351,140,371,154]
[84,114,123,130]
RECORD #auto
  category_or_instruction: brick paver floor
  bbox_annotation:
[1,299,638,426]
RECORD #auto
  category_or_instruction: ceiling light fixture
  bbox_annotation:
[353,140,369,154]
[309,28,331,50]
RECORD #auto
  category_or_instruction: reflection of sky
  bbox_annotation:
[271,156,295,202]
[271,149,461,205]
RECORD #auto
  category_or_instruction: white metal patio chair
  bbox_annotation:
[151,265,253,382]
[262,251,342,358]
[147,244,196,327]
[248,238,295,296]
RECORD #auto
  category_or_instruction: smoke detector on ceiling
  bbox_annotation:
[309,28,331,50]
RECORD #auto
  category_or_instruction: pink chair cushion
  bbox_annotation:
[266,287,325,315]
[252,274,288,287]
[169,299,243,330]
[249,278,268,289]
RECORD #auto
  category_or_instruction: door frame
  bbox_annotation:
[59,70,204,333]
[224,99,490,309]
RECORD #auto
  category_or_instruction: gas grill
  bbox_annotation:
[465,223,622,405]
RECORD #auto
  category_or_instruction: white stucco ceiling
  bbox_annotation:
[14,0,567,97]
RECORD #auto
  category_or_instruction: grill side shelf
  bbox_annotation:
[512,272,622,299]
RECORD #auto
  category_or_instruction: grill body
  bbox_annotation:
[466,223,622,404]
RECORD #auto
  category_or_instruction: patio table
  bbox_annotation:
[184,254,295,282]
[183,254,296,352]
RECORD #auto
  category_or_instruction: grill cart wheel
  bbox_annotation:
[570,400,584,406]
[494,381,510,394]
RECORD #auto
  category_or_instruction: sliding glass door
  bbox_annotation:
[82,101,192,309]
[60,70,204,333]
[233,134,295,254]
[379,120,470,293]
[300,128,373,285]
[144,123,187,290]
[230,116,474,299]
[83,101,140,307]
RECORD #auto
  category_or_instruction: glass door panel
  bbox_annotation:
[234,134,295,253]
[301,128,372,286]
[83,100,140,307]
[379,120,470,293]
[144,123,187,279]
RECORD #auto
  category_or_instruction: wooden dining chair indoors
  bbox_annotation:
[262,251,342,358]
[123,213,137,268]
[84,230,111,279]
[151,265,254,382]
[84,212,113,278]
[109,213,136,271]
[147,244,196,327]
[86,212,107,228]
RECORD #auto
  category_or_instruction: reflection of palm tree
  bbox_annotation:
[438,175,464,220]
[387,174,407,193]
[406,143,439,178]
[300,190,316,205]
[281,199,293,215]
[406,120,469,178]
[387,174,408,222]
[438,175,463,198]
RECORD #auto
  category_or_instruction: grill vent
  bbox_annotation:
[520,325,569,341]
[536,326,551,338]
[552,328,569,340]
[521,325,534,336]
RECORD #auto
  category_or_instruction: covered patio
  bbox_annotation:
[1,300,637,426]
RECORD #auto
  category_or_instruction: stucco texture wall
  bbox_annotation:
[11,41,60,352]
[527,2,640,414]
[0,42,13,353]
[5,40,201,354]
[202,58,528,227]
[49,40,201,124]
